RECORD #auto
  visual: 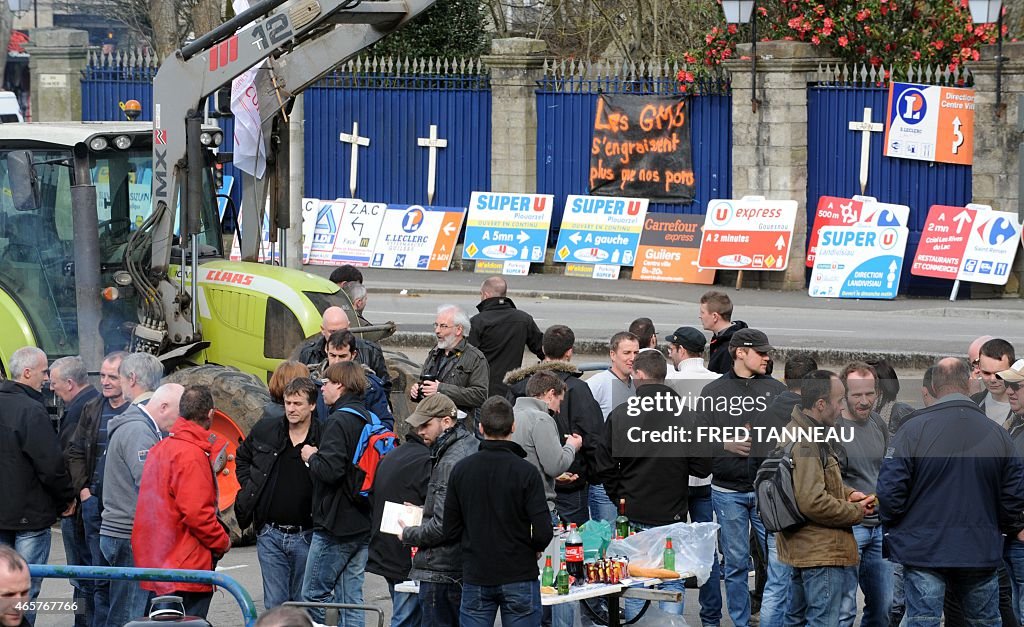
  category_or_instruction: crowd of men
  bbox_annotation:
[5,266,1024,627]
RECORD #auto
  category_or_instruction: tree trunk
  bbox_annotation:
[150,0,179,61]
[193,0,224,38]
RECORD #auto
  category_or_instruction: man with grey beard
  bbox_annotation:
[409,305,489,420]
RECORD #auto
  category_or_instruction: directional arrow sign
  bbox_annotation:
[517,230,529,243]
[953,209,971,234]
[443,222,457,236]
[699,197,798,271]
[351,216,365,235]
[463,192,554,264]
[569,232,582,245]
[911,204,980,280]
[775,235,786,251]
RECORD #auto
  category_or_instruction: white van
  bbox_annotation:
[0,92,24,123]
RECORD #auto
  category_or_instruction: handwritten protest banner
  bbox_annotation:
[589,94,695,203]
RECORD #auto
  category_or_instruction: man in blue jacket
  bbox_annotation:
[878,357,1024,625]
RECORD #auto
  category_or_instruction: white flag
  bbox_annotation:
[230,0,266,178]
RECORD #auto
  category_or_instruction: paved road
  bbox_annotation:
[307,266,1024,358]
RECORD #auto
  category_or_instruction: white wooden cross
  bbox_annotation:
[848,107,884,195]
[339,121,370,198]
[417,124,448,205]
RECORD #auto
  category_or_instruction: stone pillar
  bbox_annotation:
[25,29,89,122]
[970,42,1024,295]
[723,41,836,290]
[482,38,548,193]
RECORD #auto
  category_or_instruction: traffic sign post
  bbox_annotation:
[809,225,910,299]
[370,204,466,271]
[697,197,798,284]
[807,195,909,267]
[554,195,648,267]
[463,192,554,274]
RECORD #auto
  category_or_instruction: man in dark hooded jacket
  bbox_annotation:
[699,290,749,375]
[469,276,544,398]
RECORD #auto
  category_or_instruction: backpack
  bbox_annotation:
[755,441,827,533]
[339,407,399,498]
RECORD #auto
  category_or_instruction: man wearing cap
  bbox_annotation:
[665,326,718,381]
[697,328,786,627]
[663,325,722,627]
[399,394,478,625]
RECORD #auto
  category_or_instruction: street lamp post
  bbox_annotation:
[722,0,758,112]
[968,0,1005,118]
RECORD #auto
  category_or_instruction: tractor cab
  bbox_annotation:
[0,122,223,359]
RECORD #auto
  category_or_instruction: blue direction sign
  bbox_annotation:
[553,195,649,266]
[462,192,554,263]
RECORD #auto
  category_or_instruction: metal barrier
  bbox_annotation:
[283,601,385,627]
[29,565,259,627]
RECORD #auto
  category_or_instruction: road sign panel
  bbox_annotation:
[554,195,648,266]
[698,197,798,271]
[462,192,554,265]
[810,225,909,299]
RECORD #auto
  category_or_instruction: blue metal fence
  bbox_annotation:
[303,58,491,207]
[807,66,974,296]
[536,60,732,236]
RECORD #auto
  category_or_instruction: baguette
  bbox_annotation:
[626,565,680,580]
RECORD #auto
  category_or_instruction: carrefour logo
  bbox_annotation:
[401,207,425,233]
[898,88,928,125]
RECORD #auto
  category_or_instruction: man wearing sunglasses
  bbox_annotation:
[973,339,1016,427]
[998,359,1024,624]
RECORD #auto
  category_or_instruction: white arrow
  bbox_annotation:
[443,222,456,236]
[952,116,964,155]
[775,235,786,250]
[889,260,898,272]
[569,232,582,245]
[516,230,529,244]
[953,209,971,234]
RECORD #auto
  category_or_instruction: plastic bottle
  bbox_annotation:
[542,555,555,587]
[664,537,676,572]
[556,562,570,595]
[565,523,585,583]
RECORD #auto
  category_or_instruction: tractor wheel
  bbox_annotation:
[163,364,270,546]
[384,350,422,441]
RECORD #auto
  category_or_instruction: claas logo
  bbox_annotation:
[205,269,254,286]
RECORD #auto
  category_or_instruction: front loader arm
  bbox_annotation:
[137,0,436,351]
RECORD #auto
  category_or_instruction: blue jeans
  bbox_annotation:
[890,562,906,627]
[555,488,589,527]
[787,565,858,626]
[1006,539,1024,623]
[904,566,1000,626]
[712,488,766,627]
[689,487,723,626]
[301,530,369,626]
[460,580,542,627]
[419,581,462,626]
[61,514,91,627]
[81,496,109,627]
[588,484,616,523]
[758,531,792,627]
[101,534,152,626]
[384,578,421,627]
[840,524,893,627]
[256,525,312,609]
[0,527,51,624]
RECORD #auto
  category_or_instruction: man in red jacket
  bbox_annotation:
[133,385,230,619]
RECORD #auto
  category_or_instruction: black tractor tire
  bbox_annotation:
[384,350,422,441]
[163,364,270,546]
